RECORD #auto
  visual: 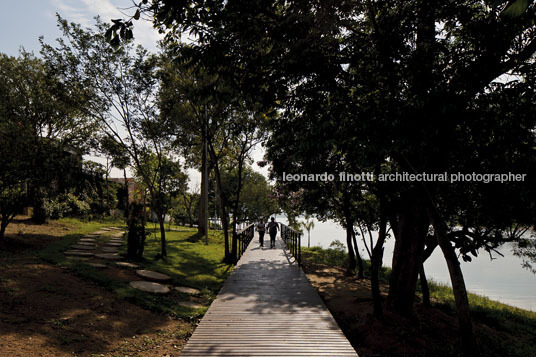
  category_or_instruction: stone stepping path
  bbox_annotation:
[64,250,94,257]
[178,301,205,309]
[136,269,171,282]
[70,244,96,250]
[95,253,121,260]
[129,281,170,294]
[106,243,122,248]
[80,237,96,241]
[175,286,201,295]
[116,262,139,269]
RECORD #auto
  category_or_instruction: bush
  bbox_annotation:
[43,197,70,220]
[64,193,90,216]
[42,192,91,220]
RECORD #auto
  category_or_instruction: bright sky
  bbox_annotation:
[0,0,269,188]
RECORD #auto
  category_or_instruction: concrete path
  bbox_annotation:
[180,233,358,356]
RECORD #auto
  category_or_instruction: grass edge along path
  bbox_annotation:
[38,218,233,320]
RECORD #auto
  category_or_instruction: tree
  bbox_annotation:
[41,17,181,257]
[135,152,188,256]
[299,214,314,248]
[109,1,536,353]
[221,166,278,223]
[1,51,95,233]
[99,135,131,215]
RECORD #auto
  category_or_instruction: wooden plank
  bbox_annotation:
[180,233,359,356]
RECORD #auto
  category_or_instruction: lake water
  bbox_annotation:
[276,215,536,312]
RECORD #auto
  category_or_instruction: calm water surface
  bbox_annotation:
[276,215,536,312]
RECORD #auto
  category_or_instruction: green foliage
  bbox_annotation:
[220,166,277,221]
[513,232,536,274]
[0,51,95,229]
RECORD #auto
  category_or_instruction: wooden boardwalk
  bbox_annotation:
[180,233,358,356]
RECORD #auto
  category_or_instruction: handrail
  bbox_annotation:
[280,223,302,265]
[236,224,255,263]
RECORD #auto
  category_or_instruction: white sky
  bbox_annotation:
[0,0,269,188]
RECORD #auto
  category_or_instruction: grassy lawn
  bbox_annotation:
[38,218,232,320]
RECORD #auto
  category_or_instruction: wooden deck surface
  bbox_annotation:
[180,233,358,356]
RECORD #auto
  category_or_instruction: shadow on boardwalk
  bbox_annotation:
[180,234,359,356]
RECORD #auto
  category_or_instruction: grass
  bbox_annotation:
[37,218,232,320]
[135,225,232,292]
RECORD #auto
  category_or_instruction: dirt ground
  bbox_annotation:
[0,218,192,357]
[304,265,464,356]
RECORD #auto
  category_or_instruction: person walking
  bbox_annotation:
[266,217,279,249]
[256,219,266,247]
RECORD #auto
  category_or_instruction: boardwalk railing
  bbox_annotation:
[236,224,255,262]
[280,223,302,265]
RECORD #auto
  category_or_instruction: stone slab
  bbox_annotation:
[101,247,119,253]
[94,253,121,260]
[106,242,122,247]
[76,239,95,246]
[64,250,94,257]
[70,244,95,250]
[66,256,90,261]
[129,281,170,294]
[87,263,107,268]
[116,262,139,269]
[136,269,171,282]
[178,301,205,309]
[174,286,201,295]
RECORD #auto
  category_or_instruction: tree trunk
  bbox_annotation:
[345,218,357,274]
[420,264,430,307]
[123,168,129,218]
[158,214,167,258]
[198,155,208,236]
[231,154,245,263]
[209,148,230,262]
[371,214,387,318]
[127,203,145,260]
[387,192,429,316]
[428,207,479,356]
[0,216,8,240]
[351,230,364,279]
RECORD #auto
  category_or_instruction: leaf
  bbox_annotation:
[110,35,120,48]
[126,29,134,41]
[105,28,113,42]
[501,0,531,17]
[134,9,141,21]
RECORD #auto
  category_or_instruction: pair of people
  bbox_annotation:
[256,217,279,249]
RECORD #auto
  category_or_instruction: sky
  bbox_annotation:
[1,0,269,188]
